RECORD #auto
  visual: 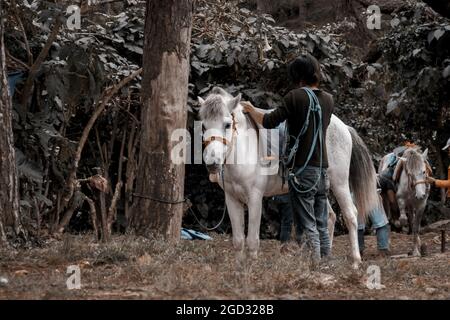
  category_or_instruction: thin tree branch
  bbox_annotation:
[5,49,30,71]
[10,0,33,66]
[107,181,122,238]
[85,196,99,240]
[20,17,63,114]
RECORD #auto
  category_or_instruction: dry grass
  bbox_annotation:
[0,232,449,299]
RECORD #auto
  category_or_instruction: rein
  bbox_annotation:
[403,163,430,189]
[413,179,428,187]
[188,166,227,231]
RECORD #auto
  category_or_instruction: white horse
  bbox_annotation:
[198,87,379,268]
[380,148,430,256]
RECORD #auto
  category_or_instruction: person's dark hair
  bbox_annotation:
[288,54,321,86]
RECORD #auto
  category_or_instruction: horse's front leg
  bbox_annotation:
[397,195,408,228]
[225,193,246,265]
[411,205,425,257]
[247,192,263,259]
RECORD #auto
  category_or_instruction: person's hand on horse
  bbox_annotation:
[241,101,255,114]
[241,101,265,125]
[426,176,436,184]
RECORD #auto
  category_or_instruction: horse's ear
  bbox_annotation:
[198,97,205,105]
[227,93,242,112]
[422,148,429,159]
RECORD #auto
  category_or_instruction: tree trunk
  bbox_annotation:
[0,0,22,244]
[130,0,193,241]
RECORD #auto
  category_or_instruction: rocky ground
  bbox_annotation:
[0,231,448,299]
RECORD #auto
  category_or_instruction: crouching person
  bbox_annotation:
[358,204,390,257]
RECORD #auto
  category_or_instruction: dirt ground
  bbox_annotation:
[0,231,449,300]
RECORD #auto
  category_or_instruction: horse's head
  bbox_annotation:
[197,87,242,173]
[403,148,429,200]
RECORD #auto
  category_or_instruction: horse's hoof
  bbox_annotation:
[235,251,246,270]
[351,256,362,269]
[249,251,258,260]
[420,244,427,256]
[409,249,421,257]
[399,216,408,227]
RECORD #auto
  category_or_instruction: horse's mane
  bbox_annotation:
[199,94,225,121]
[404,148,424,173]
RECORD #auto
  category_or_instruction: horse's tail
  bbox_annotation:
[348,127,380,222]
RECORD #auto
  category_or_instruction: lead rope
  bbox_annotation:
[188,165,227,231]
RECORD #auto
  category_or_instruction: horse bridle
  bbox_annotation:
[404,164,430,188]
[202,113,238,164]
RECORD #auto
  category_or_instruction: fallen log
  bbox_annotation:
[421,219,450,233]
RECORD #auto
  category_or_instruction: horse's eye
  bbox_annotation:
[225,123,231,130]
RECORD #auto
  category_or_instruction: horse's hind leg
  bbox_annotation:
[225,194,246,265]
[327,200,336,249]
[330,183,361,268]
[247,193,263,259]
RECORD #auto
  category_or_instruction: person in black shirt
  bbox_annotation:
[243,54,334,263]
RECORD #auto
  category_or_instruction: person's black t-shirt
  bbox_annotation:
[262,88,334,168]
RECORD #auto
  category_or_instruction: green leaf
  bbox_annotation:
[434,29,445,40]
[386,99,399,115]
[15,149,44,183]
[443,65,450,78]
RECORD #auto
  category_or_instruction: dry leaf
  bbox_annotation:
[89,175,109,192]
[137,253,152,266]
[14,270,29,276]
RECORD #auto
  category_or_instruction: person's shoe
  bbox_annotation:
[377,249,391,258]
[319,255,338,269]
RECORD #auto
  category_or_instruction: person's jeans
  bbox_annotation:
[358,206,390,251]
[289,166,330,261]
[274,194,303,243]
